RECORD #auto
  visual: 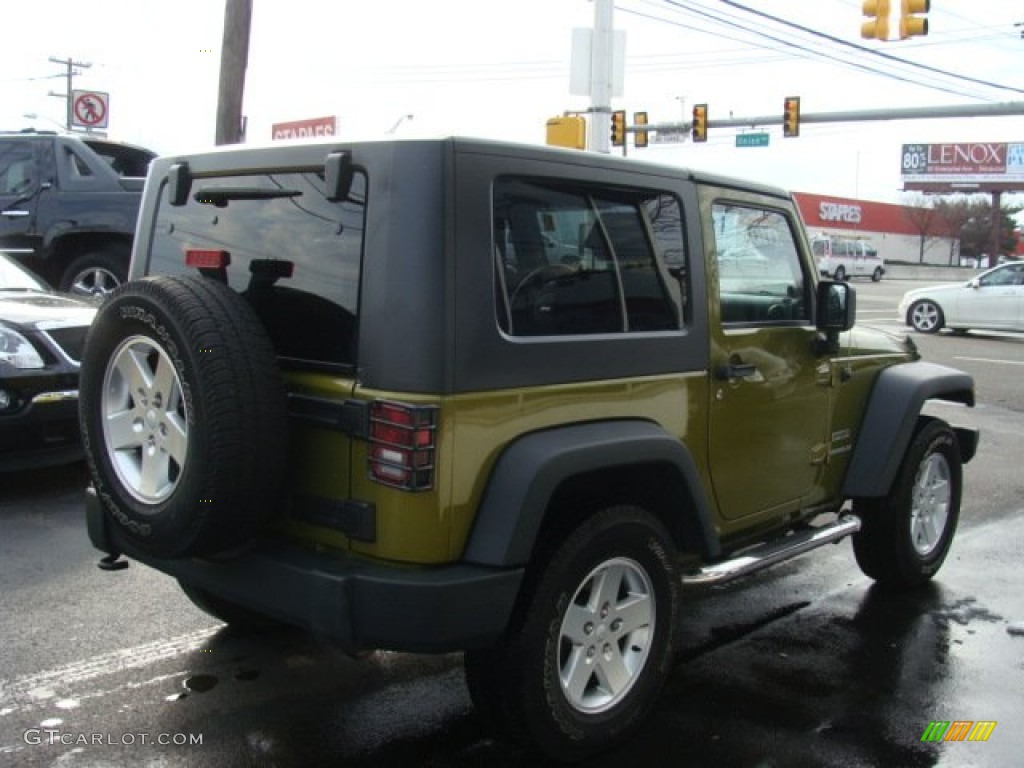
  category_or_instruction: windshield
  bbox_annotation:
[0,254,48,291]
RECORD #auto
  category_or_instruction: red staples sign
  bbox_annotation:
[271,116,337,141]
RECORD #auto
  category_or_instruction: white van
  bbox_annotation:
[813,237,885,282]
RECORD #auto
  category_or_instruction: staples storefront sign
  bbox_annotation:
[818,201,862,224]
[272,116,337,141]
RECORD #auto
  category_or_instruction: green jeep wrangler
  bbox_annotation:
[80,138,977,760]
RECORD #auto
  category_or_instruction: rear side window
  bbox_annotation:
[149,170,366,367]
[493,178,686,336]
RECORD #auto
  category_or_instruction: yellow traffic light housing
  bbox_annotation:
[783,97,801,138]
[546,115,586,150]
[611,110,626,147]
[633,112,649,149]
[692,104,707,143]
[899,0,929,39]
[861,0,890,40]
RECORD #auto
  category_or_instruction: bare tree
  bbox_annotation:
[933,198,976,266]
[901,193,945,264]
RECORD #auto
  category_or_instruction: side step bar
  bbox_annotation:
[681,515,861,587]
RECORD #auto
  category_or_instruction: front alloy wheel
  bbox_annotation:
[909,452,952,557]
[852,419,962,587]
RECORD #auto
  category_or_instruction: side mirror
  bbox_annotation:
[967,278,980,289]
[816,279,855,333]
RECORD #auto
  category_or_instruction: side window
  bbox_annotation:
[981,265,1024,287]
[493,178,685,336]
[712,203,809,325]
[0,142,35,196]
[65,148,93,178]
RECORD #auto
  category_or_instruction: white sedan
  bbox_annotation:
[898,262,1024,334]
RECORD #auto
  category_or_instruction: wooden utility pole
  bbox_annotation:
[48,56,91,130]
[215,0,252,145]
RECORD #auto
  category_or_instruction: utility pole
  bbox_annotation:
[215,0,252,145]
[48,56,91,130]
[588,0,614,154]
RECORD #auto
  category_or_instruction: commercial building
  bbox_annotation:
[794,192,960,266]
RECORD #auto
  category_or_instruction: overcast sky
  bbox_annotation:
[2,0,1021,207]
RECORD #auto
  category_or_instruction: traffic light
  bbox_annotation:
[611,110,626,147]
[546,115,586,150]
[861,0,890,40]
[692,104,707,143]
[783,97,801,138]
[899,0,929,39]
[633,111,649,149]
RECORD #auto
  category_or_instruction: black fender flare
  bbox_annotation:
[461,420,720,567]
[842,361,975,498]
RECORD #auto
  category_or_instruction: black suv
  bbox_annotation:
[80,138,977,760]
[0,130,154,296]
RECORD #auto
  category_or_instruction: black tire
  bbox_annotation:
[852,419,962,588]
[871,267,883,282]
[79,275,288,558]
[464,506,680,761]
[908,299,944,333]
[59,245,129,299]
[179,582,284,631]
[833,265,846,281]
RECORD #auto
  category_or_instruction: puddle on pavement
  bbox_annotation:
[183,674,219,693]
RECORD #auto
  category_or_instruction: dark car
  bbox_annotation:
[0,251,96,470]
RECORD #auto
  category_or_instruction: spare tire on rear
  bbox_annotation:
[79,275,288,558]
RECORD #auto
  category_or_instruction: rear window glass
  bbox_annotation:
[148,170,366,367]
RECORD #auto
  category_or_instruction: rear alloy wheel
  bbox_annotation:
[833,265,846,281]
[853,419,962,588]
[872,267,883,282]
[60,247,128,299]
[908,299,944,333]
[465,506,680,760]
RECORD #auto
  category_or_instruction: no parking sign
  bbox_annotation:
[71,90,109,129]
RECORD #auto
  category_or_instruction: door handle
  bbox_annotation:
[715,362,757,381]
[2,210,30,217]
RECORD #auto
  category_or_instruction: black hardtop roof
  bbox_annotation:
[151,136,793,202]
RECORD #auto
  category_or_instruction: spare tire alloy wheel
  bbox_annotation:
[80,275,287,558]
[102,335,188,503]
[464,506,680,760]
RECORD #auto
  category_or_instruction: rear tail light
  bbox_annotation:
[185,249,231,269]
[368,401,437,491]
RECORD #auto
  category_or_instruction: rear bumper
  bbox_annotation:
[86,487,523,654]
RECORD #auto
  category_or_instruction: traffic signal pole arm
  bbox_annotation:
[626,101,1024,138]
